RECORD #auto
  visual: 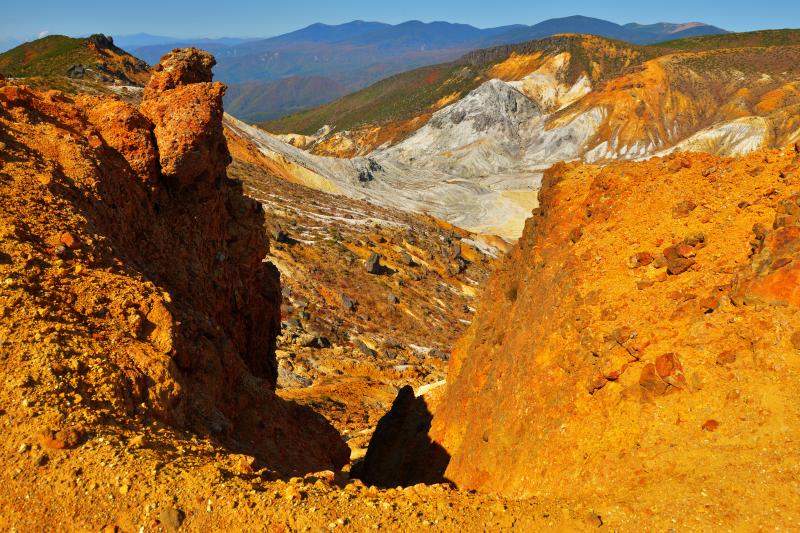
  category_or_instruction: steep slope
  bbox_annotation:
[225,114,541,238]
[0,48,347,477]
[364,144,800,529]
[266,30,800,146]
[0,34,149,94]
[263,34,645,142]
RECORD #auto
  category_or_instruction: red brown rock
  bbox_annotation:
[0,48,348,474]
[142,47,216,99]
[37,428,84,449]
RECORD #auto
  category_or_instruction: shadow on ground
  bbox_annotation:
[355,385,451,487]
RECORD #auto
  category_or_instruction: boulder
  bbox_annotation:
[365,252,382,274]
[139,52,229,187]
[142,47,216,99]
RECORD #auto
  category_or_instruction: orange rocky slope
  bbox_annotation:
[0,47,347,479]
[368,144,800,528]
[0,48,607,531]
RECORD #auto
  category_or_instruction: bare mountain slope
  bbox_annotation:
[0,34,149,96]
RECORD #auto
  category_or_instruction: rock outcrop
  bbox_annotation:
[367,146,800,525]
[0,49,348,473]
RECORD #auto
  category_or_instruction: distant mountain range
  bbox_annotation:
[124,16,727,121]
[0,16,728,122]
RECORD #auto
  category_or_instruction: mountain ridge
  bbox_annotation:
[122,17,726,121]
[0,33,149,95]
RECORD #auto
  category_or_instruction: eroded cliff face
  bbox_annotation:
[0,48,348,473]
[406,145,800,523]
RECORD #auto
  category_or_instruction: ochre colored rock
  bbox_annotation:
[78,96,159,182]
[373,148,800,520]
[142,47,216,99]
[140,81,229,185]
[0,49,348,474]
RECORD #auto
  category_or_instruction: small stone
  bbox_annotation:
[284,486,304,501]
[699,295,719,313]
[128,434,147,449]
[269,224,290,244]
[387,293,399,305]
[586,372,608,394]
[636,251,654,266]
[569,226,584,243]
[771,257,793,270]
[17,443,29,454]
[672,200,697,218]
[313,470,336,483]
[702,419,719,432]
[59,232,79,249]
[158,508,185,531]
[54,244,70,259]
[38,428,83,449]
[791,331,800,350]
[666,256,695,276]
[655,353,687,388]
[365,252,382,275]
[341,294,357,312]
[636,279,655,290]
[639,363,668,396]
[50,363,68,377]
[353,339,376,358]
[716,351,737,365]
[33,453,49,467]
[119,484,130,495]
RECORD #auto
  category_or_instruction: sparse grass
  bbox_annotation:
[647,29,800,53]
[263,62,483,134]
[0,35,94,78]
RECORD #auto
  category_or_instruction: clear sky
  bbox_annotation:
[1,0,798,41]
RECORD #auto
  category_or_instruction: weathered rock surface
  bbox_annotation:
[142,47,217,99]
[368,147,800,528]
[0,49,348,473]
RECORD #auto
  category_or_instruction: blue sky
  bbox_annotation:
[1,0,798,41]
